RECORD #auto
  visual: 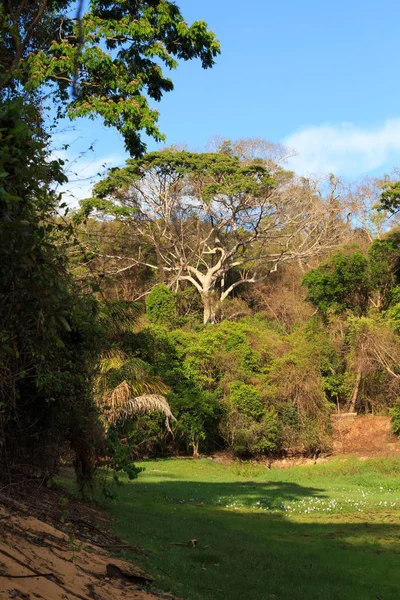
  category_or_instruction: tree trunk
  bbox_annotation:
[349,365,362,413]
[192,441,199,458]
[202,294,216,325]
[191,430,200,458]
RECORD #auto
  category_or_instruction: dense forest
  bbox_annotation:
[3,0,400,492]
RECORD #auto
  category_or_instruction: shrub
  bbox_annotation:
[146,284,176,327]
[230,410,280,457]
[302,251,371,316]
[229,381,264,419]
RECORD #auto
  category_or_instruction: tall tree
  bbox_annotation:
[82,148,346,323]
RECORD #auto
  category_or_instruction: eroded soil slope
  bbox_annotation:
[0,488,175,600]
[332,415,400,457]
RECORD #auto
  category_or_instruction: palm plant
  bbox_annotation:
[95,348,176,430]
[92,298,176,431]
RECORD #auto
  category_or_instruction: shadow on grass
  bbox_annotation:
[107,477,400,600]
[149,479,328,510]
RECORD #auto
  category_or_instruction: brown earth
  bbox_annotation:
[331,414,400,458]
[0,486,177,600]
[272,415,400,467]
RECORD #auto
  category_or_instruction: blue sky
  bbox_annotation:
[57,0,400,204]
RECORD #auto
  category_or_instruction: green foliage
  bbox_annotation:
[122,413,172,458]
[303,239,400,320]
[229,382,264,419]
[1,2,220,156]
[322,372,353,406]
[0,98,100,482]
[380,181,400,213]
[171,387,220,455]
[302,251,371,315]
[389,399,400,436]
[113,325,220,455]
[121,316,337,458]
[386,296,400,332]
[106,431,144,481]
[181,319,276,390]
[116,319,281,458]
[93,150,275,200]
[265,323,334,451]
[368,234,400,304]
[146,284,177,327]
[230,409,280,456]
[225,379,280,457]
[175,285,204,322]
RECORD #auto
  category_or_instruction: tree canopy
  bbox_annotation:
[380,182,400,214]
[1,0,220,154]
[82,147,346,323]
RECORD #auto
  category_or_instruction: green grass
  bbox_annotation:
[100,458,400,599]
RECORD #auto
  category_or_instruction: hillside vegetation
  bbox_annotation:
[2,0,400,492]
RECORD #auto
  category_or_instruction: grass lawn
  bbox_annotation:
[98,457,400,600]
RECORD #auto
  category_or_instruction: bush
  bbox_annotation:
[146,284,176,327]
[231,410,280,457]
[302,251,371,316]
[229,381,264,419]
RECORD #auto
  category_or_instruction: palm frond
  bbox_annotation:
[94,344,172,430]
[124,394,177,421]
[108,380,131,414]
[103,383,176,430]
[98,301,142,334]
[97,351,151,376]
[97,349,127,374]
[95,349,168,398]
[129,375,169,396]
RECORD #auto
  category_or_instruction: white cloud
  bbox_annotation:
[284,119,400,178]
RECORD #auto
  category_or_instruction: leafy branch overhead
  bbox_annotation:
[1,0,220,155]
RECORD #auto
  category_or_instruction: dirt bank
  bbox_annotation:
[0,487,176,600]
[331,414,400,458]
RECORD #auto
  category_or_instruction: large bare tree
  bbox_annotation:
[82,147,346,323]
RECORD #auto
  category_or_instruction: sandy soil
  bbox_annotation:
[331,414,400,458]
[0,490,176,600]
